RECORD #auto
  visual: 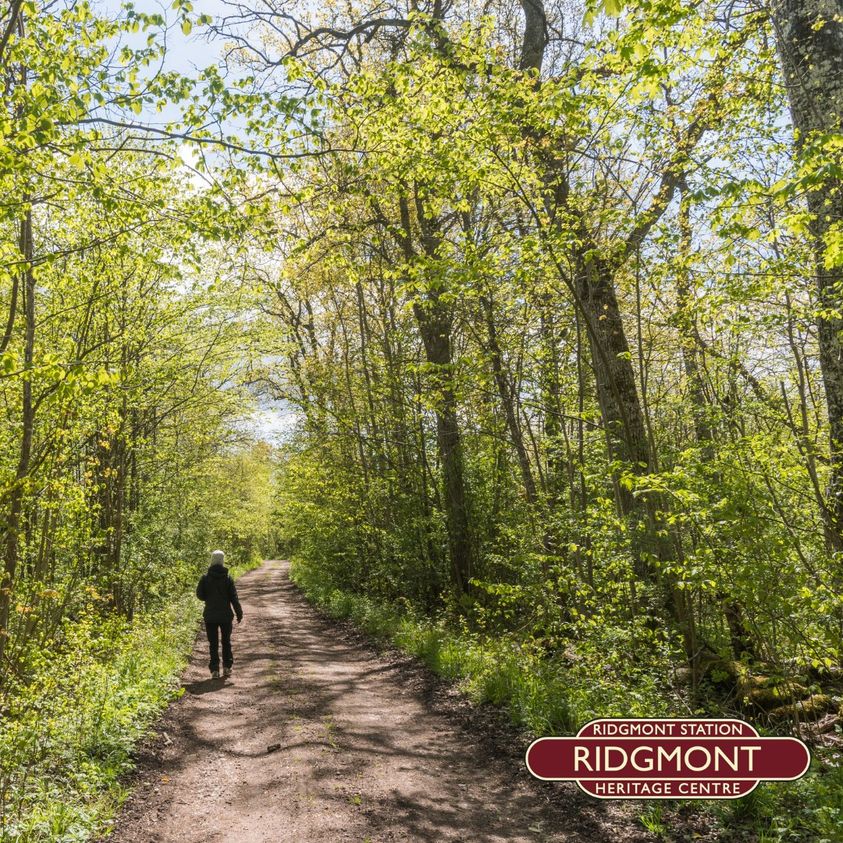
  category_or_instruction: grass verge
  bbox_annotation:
[0,592,200,842]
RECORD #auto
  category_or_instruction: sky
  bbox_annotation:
[97,0,300,444]
[100,0,232,75]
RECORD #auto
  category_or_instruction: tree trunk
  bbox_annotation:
[539,300,564,506]
[416,301,472,594]
[770,0,843,550]
[398,194,472,594]
[676,190,714,451]
[481,293,538,506]
[0,209,35,669]
[575,249,670,575]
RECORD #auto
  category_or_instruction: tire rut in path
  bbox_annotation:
[106,560,646,843]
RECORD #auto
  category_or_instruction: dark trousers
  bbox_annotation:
[205,620,233,671]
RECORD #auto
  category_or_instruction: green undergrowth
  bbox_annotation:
[635,763,843,843]
[0,589,206,842]
[230,555,265,580]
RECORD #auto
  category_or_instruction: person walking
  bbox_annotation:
[196,549,243,679]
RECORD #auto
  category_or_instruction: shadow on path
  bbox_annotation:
[106,560,654,843]
[184,678,226,696]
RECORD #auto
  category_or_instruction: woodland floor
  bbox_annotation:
[104,560,679,842]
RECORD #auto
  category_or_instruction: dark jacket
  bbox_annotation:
[196,564,243,623]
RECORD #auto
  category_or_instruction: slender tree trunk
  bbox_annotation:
[676,190,714,451]
[417,303,472,594]
[540,315,564,498]
[398,194,472,594]
[481,293,538,505]
[0,209,35,669]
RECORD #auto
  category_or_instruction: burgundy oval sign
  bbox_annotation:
[525,718,810,799]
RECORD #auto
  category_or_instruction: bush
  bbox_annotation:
[0,594,201,842]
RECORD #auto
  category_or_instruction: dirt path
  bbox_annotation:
[107,561,654,843]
